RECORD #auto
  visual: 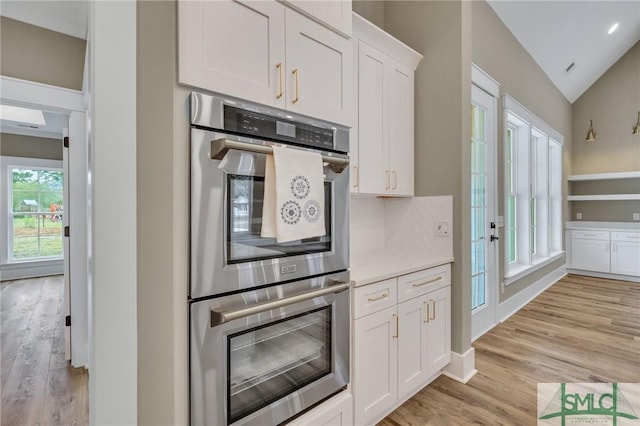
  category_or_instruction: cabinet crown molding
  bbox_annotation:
[353,13,423,70]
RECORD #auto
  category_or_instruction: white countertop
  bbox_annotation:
[350,249,453,287]
[565,221,640,231]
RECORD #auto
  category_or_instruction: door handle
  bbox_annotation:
[292,68,300,103]
[276,63,283,99]
[490,235,499,242]
[430,299,436,321]
[392,314,399,338]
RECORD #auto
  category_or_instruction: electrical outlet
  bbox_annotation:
[633,213,640,221]
[434,221,450,237]
[576,212,582,220]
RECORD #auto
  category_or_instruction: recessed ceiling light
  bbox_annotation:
[608,23,619,34]
[0,105,46,126]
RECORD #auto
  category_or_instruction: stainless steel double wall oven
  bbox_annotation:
[189,92,350,426]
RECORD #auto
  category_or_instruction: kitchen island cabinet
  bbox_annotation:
[178,0,352,126]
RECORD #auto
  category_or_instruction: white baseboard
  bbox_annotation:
[0,259,63,281]
[566,269,640,283]
[498,265,567,323]
[443,347,477,384]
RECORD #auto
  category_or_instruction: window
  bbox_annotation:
[2,157,64,262]
[504,96,563,280]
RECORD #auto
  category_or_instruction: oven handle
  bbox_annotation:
[211,138,349,173]
[210,282,350,327]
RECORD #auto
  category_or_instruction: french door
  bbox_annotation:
[471,84,498,341]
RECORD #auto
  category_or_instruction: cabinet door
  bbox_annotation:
[280,0,352,37]
[570,237,610,273]
[285,9,352,126]
[388,60,414,196]
[426,286,451,377]
[397,296,429,400]
[611,242,640,276]
[178,0,286,108]
[353,306,397,426]
[356,41,387,195]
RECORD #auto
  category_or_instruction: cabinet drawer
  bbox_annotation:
[397,264,450,303]
[571,230,609,241]
[353,279,397,319]
[611,231,640,242]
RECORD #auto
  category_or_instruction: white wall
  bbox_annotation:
[89,1,137,424]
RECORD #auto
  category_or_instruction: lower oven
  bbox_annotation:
[190,271,350,426]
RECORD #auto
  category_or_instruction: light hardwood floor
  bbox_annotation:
[380,274,640,425]
[1,275,88,426]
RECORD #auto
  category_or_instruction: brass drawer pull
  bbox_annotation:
[276,63,283,99]
[392,314,399,338]
[430,299,436,321]
[412,275,443,288]
[367,293,388,302]
[424,301,430,323]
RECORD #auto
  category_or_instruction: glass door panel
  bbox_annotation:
[471,104,488,312]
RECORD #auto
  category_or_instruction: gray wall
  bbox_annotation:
[353,0,384,29]
[384,0,473,354]
[571,42,640,222]
[471,1,572,302]
[0,16,86,91]
[0,133,63,160]
[137,1,189,424]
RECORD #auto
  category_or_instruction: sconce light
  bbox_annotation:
[585,120,596,141]
[633,112,640,135]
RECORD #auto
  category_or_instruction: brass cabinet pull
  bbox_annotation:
[392,314,399,338]
[367,293,388,302]
[292,68,300,103]
[392,170,397,190]
[353,165,359,189]
[276,63,283,99]
[430,299,436,321]
[385,170,390,190]
[412,275,443,288]
[424,301,430,323]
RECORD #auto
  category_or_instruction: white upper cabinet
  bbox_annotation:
[351,13,422,196]
[280,0,352,37]
[285,9,352,126]
[178,0,352,126]
[178,0,286,109]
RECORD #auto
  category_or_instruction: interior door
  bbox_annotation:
[471,85,498,341]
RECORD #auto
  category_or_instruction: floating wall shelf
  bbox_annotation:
[567,171,640,181]
[567,194,640,201]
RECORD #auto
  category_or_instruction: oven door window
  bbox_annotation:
[227,306,332,424]
[228,175,332,264]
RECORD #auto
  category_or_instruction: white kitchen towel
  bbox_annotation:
[261,145,326,243]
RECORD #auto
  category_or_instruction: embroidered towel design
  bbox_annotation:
[260,145,326,243]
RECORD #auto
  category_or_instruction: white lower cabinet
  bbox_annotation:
[352,264,451,426]
[569,229,640,278]
[287,392,353,426]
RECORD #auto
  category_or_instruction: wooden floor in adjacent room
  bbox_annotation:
[380,274,640,425]
[1,275,88,426]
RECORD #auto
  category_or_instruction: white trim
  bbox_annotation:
[567,194,640,201]
[503,95,563,144]
[499,265,567,323]
[0,259,63,281]
[1,127,63,140]
[566,269,640,283]
[442,348,477,384]
[471,64,500,97]
[568,171,640,181]
[1,155,62,169]
[504,251,564,285]
[0,76,84,114]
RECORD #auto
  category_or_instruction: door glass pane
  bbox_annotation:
[227,306,332,424]
[471,241,485,276]
[472,274,486,310]
[471,103,488,315]
[471,175,485,207]
[472,141,485,174]
[471,207,485,241]
[227,175,332,264]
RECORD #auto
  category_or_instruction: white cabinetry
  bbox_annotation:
[611,232,640,276]
[178,0,352,126]
[568,227,640,279]
[351,14,422,196]
[280,0,352,37]
[570,230,610,273]
[352,264,451,426]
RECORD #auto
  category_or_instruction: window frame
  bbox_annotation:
[1,156,64,264]
[503,96,564,283]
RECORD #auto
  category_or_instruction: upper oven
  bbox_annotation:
[190,92,350,299]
